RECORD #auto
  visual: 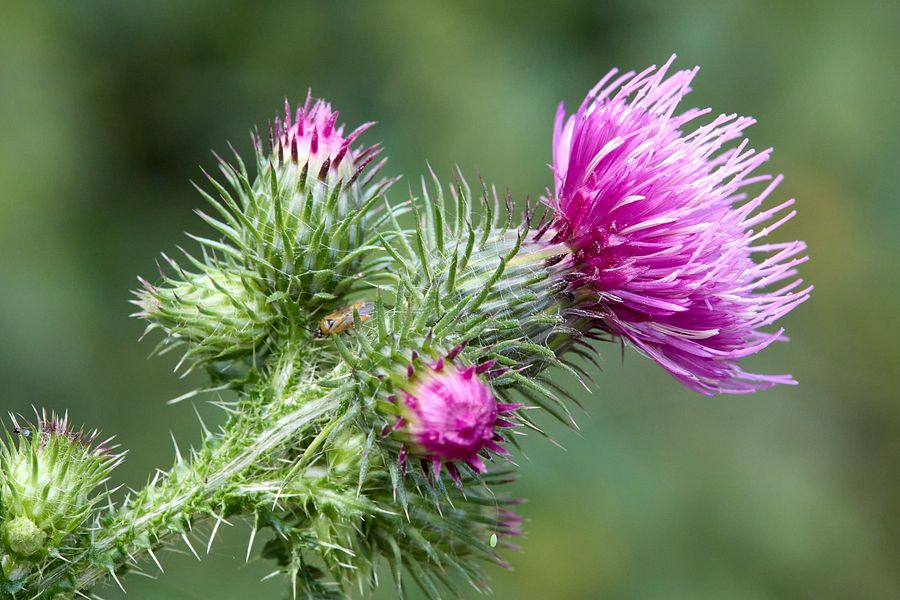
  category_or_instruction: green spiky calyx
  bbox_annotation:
[333,174,585,433]
[205,100,400,310]
[225,141,398,309]
[0,413,121,587]
[135,262,276,370]
[260,461,521,599]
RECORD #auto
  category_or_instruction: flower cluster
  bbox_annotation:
[8,56,809,600]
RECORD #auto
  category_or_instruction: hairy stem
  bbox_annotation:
[33,390,343,598]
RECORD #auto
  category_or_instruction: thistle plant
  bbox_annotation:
[0,56,809,599]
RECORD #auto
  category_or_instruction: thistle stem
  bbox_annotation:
[32,391,343,598]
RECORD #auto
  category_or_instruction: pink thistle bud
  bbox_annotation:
[393,357,517,482]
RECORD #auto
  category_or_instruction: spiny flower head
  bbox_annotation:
[387,349,518,483]
[133,262,275,371]
[544,56,811,394]
[268,92,380,180]
[0,411,122,559]
[227,94,396,308]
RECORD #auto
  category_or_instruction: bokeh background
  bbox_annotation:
[2,1,898,598]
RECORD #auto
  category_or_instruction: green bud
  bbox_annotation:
[2,517,45,557]
[136,264,275,369]
[0,412,122,559]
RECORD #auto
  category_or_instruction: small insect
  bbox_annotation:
[490,533,498,548]
[316,301,373,337]
[13,426,31,438]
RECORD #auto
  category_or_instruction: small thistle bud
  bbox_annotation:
[0,412,122,562]
[3,517,45,557]
[171,94,398,316]
[386,353,518,483]
[135,264,274,369]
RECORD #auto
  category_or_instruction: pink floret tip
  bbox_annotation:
[267,91,380,178]
[396,357,518,484]
[9,408,120,458]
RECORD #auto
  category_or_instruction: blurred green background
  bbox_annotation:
[2,0,898,598]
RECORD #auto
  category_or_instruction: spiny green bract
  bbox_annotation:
[135,260,276,371]
[195,136,399,309]
[327,172,587,433]
[252,419,521,600]
[0,414,121,590]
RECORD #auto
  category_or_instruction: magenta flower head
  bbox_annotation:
[388,352,518,484]
[544,56,811,394]
[268,92,381,178]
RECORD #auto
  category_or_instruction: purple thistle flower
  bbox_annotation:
[544,56,811,394]
[392,356,518,484]
[269,92,380,178]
